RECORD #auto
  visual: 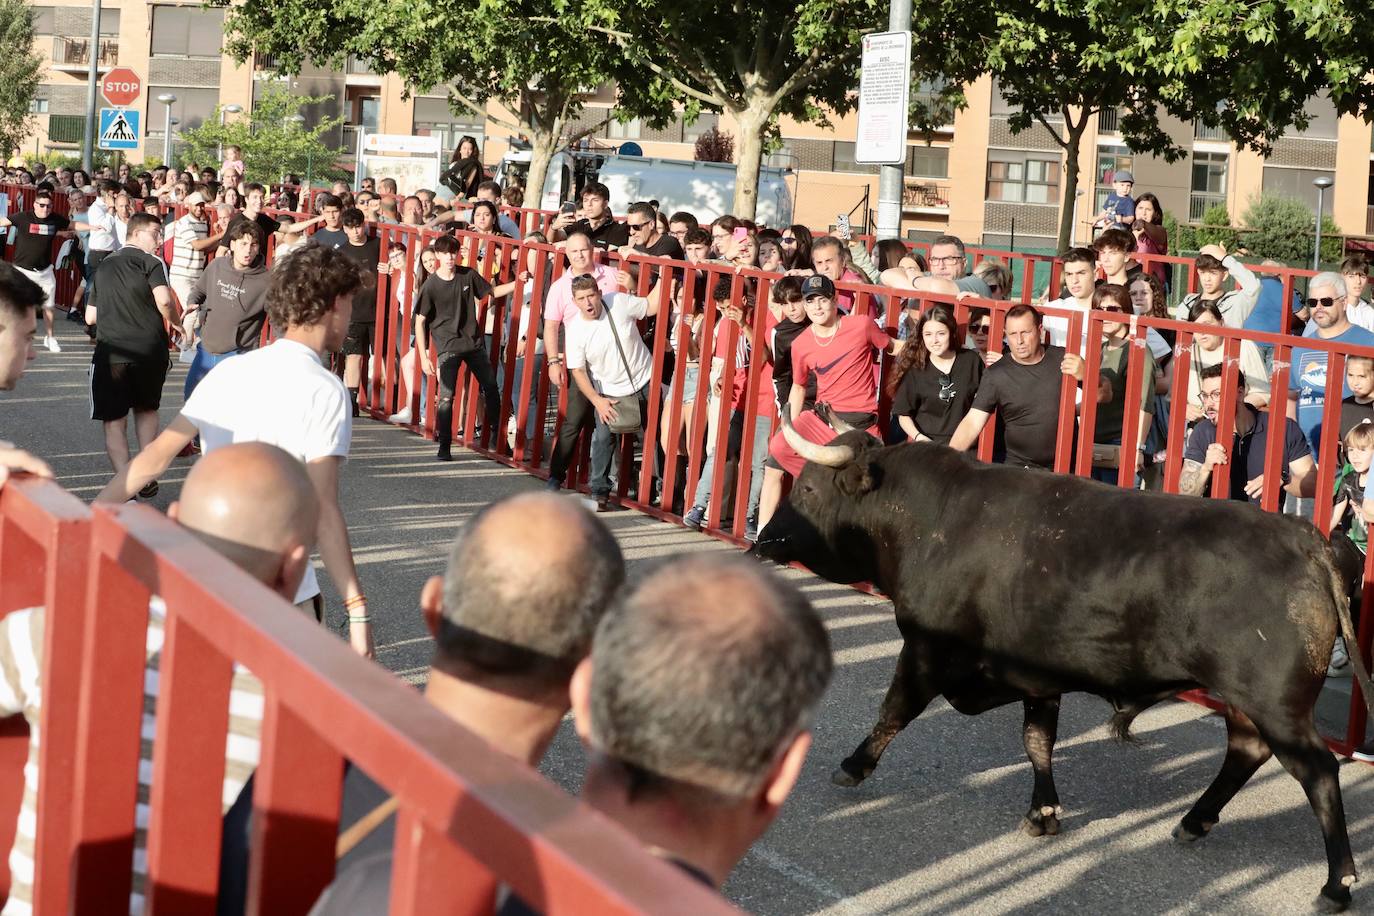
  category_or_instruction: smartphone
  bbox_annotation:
[560,201,577,215]
[836,213,851,238]
[732,226,748,242]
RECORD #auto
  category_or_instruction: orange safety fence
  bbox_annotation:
[0,476,736,915]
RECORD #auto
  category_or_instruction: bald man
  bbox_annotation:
[568,554,831,891]
[234,493,625,916]
[0,442,318,916]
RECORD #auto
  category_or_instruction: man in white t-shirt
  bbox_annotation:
[93,246,375,657]
[564,274,661,512]
[1043,246,1096,354]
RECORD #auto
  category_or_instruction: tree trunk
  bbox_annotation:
[523,124,563,211]
[732,104,770,222]
[1055,117,1086,252]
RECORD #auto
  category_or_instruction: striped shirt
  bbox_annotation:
[0,599,262,915]
[170,214,209,282]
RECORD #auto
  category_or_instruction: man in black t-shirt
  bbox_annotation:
[549,181,630,249]
[949,304,1078,469]
[88,213,179,490]
[619,200,683,294]
[0,188,98,353]
[414,234,522,460]
[310,193,349,251]
[219,183,281,267]
[337,207,382,415]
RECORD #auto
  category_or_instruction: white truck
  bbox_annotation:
[494,148,794,227]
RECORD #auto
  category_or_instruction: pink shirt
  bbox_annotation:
[545,263,619,325]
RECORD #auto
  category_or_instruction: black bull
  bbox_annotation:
[754,409,1374,912]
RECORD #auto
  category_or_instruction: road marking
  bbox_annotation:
[745,844,861,911]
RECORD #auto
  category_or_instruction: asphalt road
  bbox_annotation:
[11,323,1374,914]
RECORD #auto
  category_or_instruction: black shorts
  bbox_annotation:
[90,350,168,421]
[343,322,373,356]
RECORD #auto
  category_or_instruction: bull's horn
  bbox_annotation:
[781,405,854,467]
[816,402,858,435]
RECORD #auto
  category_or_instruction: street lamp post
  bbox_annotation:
[218,103,243,163]
[286,114,307,190]
[157,93,177,166]
[1313,176,1335,270]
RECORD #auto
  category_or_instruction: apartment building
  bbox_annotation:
[21,2,1374,244]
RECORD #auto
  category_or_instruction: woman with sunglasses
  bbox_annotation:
[887,304,982,445]
[973,259,1012,301]
[1183,300,1270,422]
[1067,284,1159,483]
[779,225,813,270]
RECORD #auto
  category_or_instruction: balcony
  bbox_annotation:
[47,114,85,144]
[902,178,951,212]
[342,124,363,154]
[1098,108,1121,134]
[1194,122,1228,141]
[51,36,117,72]
[345,55,381,86]
[1189,192,1227,221]
[1367,205,1374,236]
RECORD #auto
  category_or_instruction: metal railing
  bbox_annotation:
[903,179,951,210]
[1194,122,1229,141]
[1189,191,1227,221]
[47,114,85,144]
[50,36,117,69]
[1097,108,1120,133]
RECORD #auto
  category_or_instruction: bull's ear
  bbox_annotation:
[836,460,880,496]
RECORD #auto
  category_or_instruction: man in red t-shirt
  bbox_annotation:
[767,275,903,479]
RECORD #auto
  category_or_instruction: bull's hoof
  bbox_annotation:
[1314,882,1352,913]
[1021,805,1061,837]
[831,758,872,787]
[1171,819,1213,844]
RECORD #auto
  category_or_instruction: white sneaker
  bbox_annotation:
[43,336,61,353]
[1329,638,1352,678]
[387,408,413,424]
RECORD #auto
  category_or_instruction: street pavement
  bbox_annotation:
[11,323,1374,914]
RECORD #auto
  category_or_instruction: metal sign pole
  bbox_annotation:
[81,0,102,172]
[875,0,913,241]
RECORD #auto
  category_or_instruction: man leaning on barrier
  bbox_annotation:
[298,492,625,916]
[562,554,832,896]
[0,442,320,916]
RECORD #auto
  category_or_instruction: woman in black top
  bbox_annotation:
[441,136,484,200]
[888,304,982,445]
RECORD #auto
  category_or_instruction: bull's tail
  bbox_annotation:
[1330,557,1374,723]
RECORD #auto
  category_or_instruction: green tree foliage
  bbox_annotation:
[175,86,348,185]
[604,0,883,220]
[1241,194,1342,266]
[914,0,1373,250]
[0,0,43,161]
[1193,203,1238,251]
[218,0,618,208]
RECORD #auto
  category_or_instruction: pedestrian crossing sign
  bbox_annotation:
[98,108,140,150]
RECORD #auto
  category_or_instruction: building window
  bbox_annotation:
[907,145,948,178]
[832,141,880,174]
[1095,145,1133,213]
[608,117,642,140]
[99,9,119,35]
[1190,151,1229,219]
[987,155,1060,203]
[150,6,224,58]
[1262,166,1335,217]
[146,87,220,134]
[29,99,49,114]
[31,6,54,34]
[683,112,718,145]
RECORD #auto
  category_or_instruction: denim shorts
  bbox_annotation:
[681,362,700,402]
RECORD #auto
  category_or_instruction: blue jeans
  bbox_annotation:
[184,345,239,400]
[692,413,771,522]
[590,383,652,498]
[509,352,545,442]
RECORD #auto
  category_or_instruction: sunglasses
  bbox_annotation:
[972,323,992,334]
[938,373,955,404]
[780,237,797,245]
[627,222,652,231]
[1099,305,1126,313]
[987,283,1000,292]
[1306,297,1339,309]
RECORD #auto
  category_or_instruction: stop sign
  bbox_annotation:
[101,68,142,107]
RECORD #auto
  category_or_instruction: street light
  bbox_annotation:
[218,103,243,163]
[1313,175,1335,270]
[157,93,177,166]
[286,114,308,189]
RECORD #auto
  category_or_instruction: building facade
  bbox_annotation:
[22,2,1374,244]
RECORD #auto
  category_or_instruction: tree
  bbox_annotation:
[694,127,733,163]
[1241,194,1342,266]
[218,0,619,207]
[603,0,883,220]
[0,0,43,161]
[175,86,348,184]
[912,0,1374,250]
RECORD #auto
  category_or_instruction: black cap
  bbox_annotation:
[801,274,836,299]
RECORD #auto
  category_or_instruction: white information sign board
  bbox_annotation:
[855,31,912,164]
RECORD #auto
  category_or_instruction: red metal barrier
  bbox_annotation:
[0,477,732,914]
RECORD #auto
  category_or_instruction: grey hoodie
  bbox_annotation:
[190,257,273,354]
